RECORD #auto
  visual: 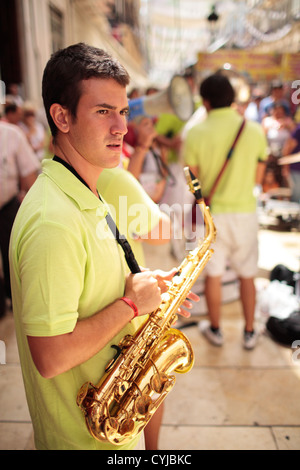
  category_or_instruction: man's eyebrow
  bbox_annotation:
[94,103,129,113]
[95,103,116,109]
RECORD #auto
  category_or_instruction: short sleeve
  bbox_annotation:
[99,168,161,239]
[19,222,85,336]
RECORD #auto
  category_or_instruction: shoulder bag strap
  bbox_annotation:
[205,118,246,206]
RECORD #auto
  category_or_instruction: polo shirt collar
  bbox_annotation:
[207,107,235,119]
[42,158,107,213]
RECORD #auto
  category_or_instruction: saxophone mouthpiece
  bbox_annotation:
[184,167,203,201]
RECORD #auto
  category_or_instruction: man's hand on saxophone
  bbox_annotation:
[151,267,200,318]
[124,267,200,319]
[124,269,163,317]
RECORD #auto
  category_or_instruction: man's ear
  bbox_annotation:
[50,104,70,133]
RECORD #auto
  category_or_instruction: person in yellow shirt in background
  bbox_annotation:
[183,73,268,350]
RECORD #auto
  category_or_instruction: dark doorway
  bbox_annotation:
[0,0,22,88]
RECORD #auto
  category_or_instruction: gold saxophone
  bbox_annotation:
[77,167,216,445]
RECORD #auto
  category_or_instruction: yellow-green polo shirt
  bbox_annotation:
[183,108,268,213]
[9,159,154,450]
[98,166,161,267]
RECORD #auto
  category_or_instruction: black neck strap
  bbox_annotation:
[53,156,141,274]
[53,155,90,189]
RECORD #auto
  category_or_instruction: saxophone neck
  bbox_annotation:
[184,167,216,244]
[184,167,202,201]
[202,201,216,245]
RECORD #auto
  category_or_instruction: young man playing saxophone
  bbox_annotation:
[9,43,197,450]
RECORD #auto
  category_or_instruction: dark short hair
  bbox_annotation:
[42,42,130,137]
[200,74,235,109]
[5,103,18,114]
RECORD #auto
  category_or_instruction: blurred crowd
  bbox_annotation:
[3,76,300,215]
[1,73,300,320]
[1,83,52,162]
[125,77,300,208]
[245,79,300,203]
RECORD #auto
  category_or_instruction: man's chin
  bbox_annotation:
[108,154,121,169]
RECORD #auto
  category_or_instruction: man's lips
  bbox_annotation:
[107,141,122,149]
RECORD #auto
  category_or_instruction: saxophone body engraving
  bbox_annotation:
[77,168,216,445]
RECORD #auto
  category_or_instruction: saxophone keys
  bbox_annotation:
[103,416,119,441]
[105,344,122,372]
[116,380,129,396]
[151,372,175,394]
[76,382,90,408]
[134,395,154,417]
[77,382,97,410]
[119,417,135,436]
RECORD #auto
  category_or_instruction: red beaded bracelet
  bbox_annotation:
[120,297,139,319]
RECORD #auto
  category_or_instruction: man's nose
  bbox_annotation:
[111,115,128,135]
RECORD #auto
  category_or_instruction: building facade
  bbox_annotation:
[0,0,148,109]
